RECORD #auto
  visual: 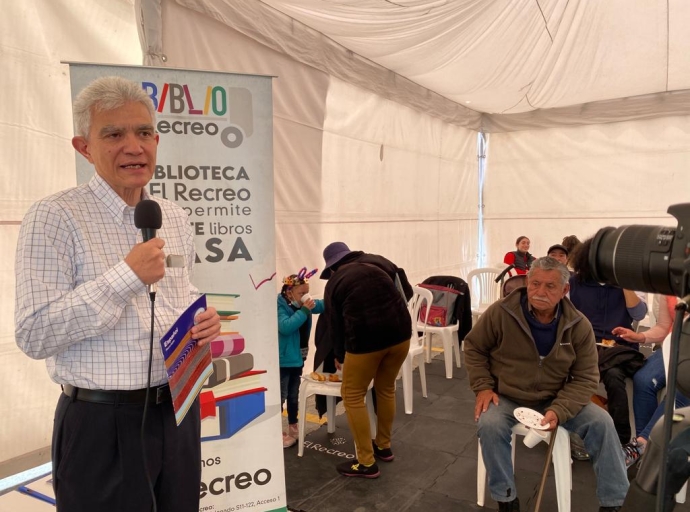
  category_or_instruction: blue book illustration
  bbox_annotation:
[201,388,266,442]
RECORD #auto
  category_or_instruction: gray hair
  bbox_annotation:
[73,76,156,138]
[528,256,570,286]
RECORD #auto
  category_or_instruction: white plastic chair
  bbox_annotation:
[401,286,430,414]
[297,377,376,457]
[467,267,503,323]
[662,331,687,503]
[477,424,572,511]
[423,322,461,379]
[412,284,462,378]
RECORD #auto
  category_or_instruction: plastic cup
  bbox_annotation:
[301,293,313,303]
[523,428,549,448]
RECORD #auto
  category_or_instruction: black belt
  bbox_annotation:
[62,383,171,405]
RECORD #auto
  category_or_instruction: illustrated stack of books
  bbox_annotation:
[200,293,267,441]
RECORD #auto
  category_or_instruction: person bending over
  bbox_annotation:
[320,242,412,479]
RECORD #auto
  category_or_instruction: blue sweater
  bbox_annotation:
[568,278,647,348]
[277,294,325,368]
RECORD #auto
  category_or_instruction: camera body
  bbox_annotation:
[589,203,690,298]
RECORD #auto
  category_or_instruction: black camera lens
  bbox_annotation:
[589,224,677,296]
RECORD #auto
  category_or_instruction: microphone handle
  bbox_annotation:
[141,229,157,297]
[141,228,157,243]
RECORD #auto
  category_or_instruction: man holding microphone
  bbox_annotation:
[15,76,220,511]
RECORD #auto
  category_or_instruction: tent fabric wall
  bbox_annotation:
[2,0,689,476]
[319,78,478,287]
[159,0,479,374]
[0,0,142,473]
[160,0,478,293]
[483,115,690,267]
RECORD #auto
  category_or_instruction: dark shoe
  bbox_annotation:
[497,497,520,511]
[336,459,380,478]
[571,445,591,461]
[622,439,644,469]
[372,441,394,462]
[599,507,621,511]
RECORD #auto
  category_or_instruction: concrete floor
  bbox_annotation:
[282,349,690,512]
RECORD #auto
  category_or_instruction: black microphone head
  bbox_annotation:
[134,199,162,230]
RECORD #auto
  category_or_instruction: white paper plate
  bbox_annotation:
[514,407,549,430]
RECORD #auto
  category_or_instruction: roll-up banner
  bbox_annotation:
[69,63,285,512]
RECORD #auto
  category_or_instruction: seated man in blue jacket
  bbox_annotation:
[465,257,628,512]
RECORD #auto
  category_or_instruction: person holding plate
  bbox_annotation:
[465,256,628,512]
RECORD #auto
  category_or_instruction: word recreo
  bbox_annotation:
[143,82,247,149]
[199,468,272,498]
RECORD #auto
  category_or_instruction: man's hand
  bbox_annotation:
[192,306,221,347]
[334,359,342,371]
[474,389,499,421]
[540,410,559,431]
[125,239,166,285]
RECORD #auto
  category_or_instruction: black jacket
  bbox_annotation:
[420,275,472,341]
[322,252,412,361]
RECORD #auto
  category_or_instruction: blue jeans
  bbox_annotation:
[633,350,690,440]
[280,366,302,425]
[477,395,629,507]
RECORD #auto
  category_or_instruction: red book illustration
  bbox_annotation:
[210,333,245,358]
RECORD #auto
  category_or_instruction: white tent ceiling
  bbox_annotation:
[164,0,690,131]
[260,0,690,114]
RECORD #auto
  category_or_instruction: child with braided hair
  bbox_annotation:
[277,268,324,448]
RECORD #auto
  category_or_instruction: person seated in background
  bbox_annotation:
[561,235,582,270]
[465,256,628,512]
[503,236,535,275]
[612,295,690,467]
[277,268,324,448]
[547,243,569,266]
[569,236,648,446]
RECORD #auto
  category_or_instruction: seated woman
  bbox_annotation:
[503,236,535,275]
[561,235,582,271]
[612,295,690,467]
[569,236,648,446]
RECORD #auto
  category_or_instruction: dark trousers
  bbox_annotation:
[280,366,303,424]
[601,366,631,445]
[52,391,201,512]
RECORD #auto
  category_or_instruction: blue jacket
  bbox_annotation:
[277,294,325,367]
[569,277,647,347]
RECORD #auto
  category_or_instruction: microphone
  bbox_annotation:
[495,264,516,283]
[134,200,163,296]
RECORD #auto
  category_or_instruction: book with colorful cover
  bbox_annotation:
[205,353,254,388]
[160,294,214,425]
[207,369,265,396]
[210,333,245,358]
[200,387,267,441]
[206,293,240,317]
